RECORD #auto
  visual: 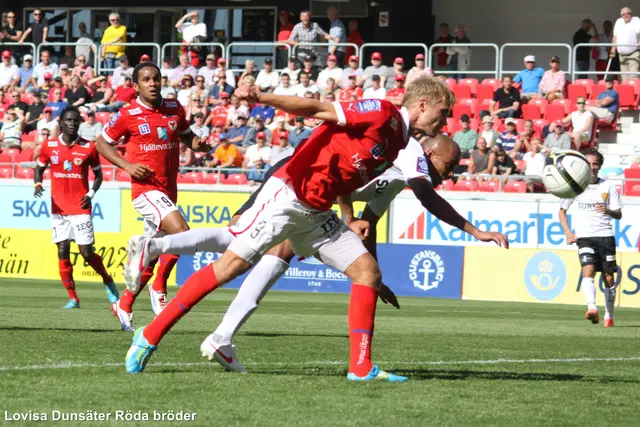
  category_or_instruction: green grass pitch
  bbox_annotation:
[1,279,640,426]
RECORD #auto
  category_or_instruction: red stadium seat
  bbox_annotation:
[567,84,588,103]
[21,130,37,143]
[95,112,111,125]
[458,158,471,167]
[0,165,13,178]
[102,168,115,181]
[177,173,196,184]
[618,84,638,110]
[529,98,548,115]
[521,104,542,120]
[598,79,619,88]
[15,167,34,179]
[453,85,472,100]
[551,99,573,114]
[452,103,472,120]
[5,148,20,162]
[115,169,130,182]
[446,117,456,132]
[573,79,594,97]
[224,173,249,185]
[458,98,479,117]
[14,153,34,163]
[502,181,527,193]
[623,168,640,195]
[475,84,495,102]
[544,104,566,121]
[0,154,12,164]
[480,98,493,110]
[514,159,526,172]
[201,172,221,184]
[481,78,501,90]
[478,181,499,192]
[623,79,640,101]
[532,119,548,134]
[590,84,605,100]
[445,78,457,92]
[21,148,35,159]
[452,179,478,192]
[458,78,478,95]
[626,184,640,197]
[440,179,455,191]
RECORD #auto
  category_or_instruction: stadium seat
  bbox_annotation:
[478,181,499,192]
[177,173,196,184]
[623,79,640,102]
[551,99,574,114]
[595,110,619,131]
[0,165,13,178]
[529,98,548,115]
[224,173,249,185]
[102,168,115,181]
[475,84,495,102]
[452,179,478,192]
[0,154,12,164]
[481,78,501,90]
[440,179,455,191]
[95,112,111,125]
[458,98,479,117]
[458,158,471,167]
[618,84,638,110]
[15,167,34,179]
[521,104,542,120]
[115,169,130,182]
[567,84,588,103]
[514,159,526,172]
[457,78,478,95]
[544,104,566,121]
[452,103,472,120]
[623,168,640,195]
[21,131,37,143]
[572,79,594,96]
[5,148,20,162]
[453,85,472,100]
[445,78,457,92]
[598,79,619,88]
[626,184,640,197]
[201,172,221,184]
[502,181,527,193]
[469,118,479,131]
[14,153,34,163]
[590,84,605,100]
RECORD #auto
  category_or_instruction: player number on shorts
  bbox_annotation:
[157,196,173,208]
[250,220,267,239]
[375,180,389,196]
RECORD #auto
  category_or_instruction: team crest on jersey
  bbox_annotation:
[73,157,83,166]
[63,160,73,172]
[50,156,58,165]
[109,111,120,127]
[157,127,168,141]
[168,120,177,131]
[356,99,381,113]
[416,156,429,174]
[370,143,385,159]
[390,117,398,130]
[128,107,142,116]
[139,124,151,135]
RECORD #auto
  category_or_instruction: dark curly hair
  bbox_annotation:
[133,62,161,84]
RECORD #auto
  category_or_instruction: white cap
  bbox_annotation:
[524,55,536,63]
[23,54,33,61]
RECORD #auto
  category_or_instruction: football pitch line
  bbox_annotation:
[2,356,640,373]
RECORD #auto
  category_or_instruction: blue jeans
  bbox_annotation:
[576,59,590,80]
[103,57,118,74]
[246,166,268,182]
[497,109,518,119]
[97,101,125,113]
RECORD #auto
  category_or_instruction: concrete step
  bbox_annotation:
[599,143,640,156]
[615,133,640,144]
[602,154,638,169]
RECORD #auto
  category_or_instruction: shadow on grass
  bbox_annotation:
[241,331,348,339]
[0,326,116,333]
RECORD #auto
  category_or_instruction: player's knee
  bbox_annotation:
[78,245,94,261]
[603,272,616,286]
[346,255,382,288]
[56,242,71,260]
[267,241,294,262]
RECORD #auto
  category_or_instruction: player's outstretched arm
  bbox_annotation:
[33,165,46,198]
[80,168,103,210]
[235,85,338,123]
[408,177,509,248]
[95,136,153,180]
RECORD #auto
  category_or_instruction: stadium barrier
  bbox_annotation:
[427,43,499,77]
[499,43,573,79]
[225,42,291,73]
[161,42,226,65]
[0,42,36,63]
[359,43,428,70]
[292,42,359,66]
[572,43,640,80]
[36,42,98,72]
[97,43,161,74]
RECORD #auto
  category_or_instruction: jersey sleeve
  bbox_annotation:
[608,182,623,210]
[559,197,574,210]
[36,142,49,167]
[332,99,394,127]
[366,179,405,217]
[101,109,130,144]
[394,141,432,183]
[89,143,102,170]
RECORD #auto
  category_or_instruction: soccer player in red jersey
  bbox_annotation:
[338,74,364,101]
[34,106,118,308]
[95,62,208,331]
[125,76,454,380]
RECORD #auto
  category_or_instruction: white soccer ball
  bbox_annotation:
[542,150,591,198]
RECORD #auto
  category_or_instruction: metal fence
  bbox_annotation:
[0,42,36,63]
[161,42,226,64]
[359,42,428,69]
[97,43,161,74]
[572,43,640,80]
[499,43,572,79]
[428,43,499,77]
[36,42,98,73]
[225,42,291,73]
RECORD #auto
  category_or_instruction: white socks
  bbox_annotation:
[212,254,290,346]
[148,228,234,258]
[604,286,616,320]
[582,277,597,311]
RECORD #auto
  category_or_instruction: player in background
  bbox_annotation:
[34,106,119,308]
[95,62,208,331]
[559,149,622,327]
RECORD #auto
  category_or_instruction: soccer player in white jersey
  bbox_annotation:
[559,149,623,327]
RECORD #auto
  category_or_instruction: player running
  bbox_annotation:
[34,106,119,308]
[559,149,622,327]
[95,62,208,330]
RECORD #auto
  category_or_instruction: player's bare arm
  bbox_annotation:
[95,136,153,180]
[33,164,46,198]
[337,194,355,224]
[595,204,622,220]
[179,130,209,153]
[559,208,577,244]
[80,167,103,210]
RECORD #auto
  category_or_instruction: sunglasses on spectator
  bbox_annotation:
[7,15,15,19]
[196,79,205,83]
[44,111,52,114]
[33,12,41,16]
[78,59,85,62]
[12,94,19,98]
[576,102,585,105]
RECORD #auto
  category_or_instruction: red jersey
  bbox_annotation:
[277,23,294,50]
[209,105,229,127]
[274,99,408,211]
[114,85,136,104]
[102,97,190,201]
[386,88,406,109]
[339,87,363,102]
[37,137,100,215]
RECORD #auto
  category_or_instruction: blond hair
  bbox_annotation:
[403,76,455,109]
[242,75,256,86]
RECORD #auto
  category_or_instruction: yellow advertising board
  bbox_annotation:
[0,229,47,279]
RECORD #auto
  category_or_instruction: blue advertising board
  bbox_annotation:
[0,185,121,232]
[176,244,464,299]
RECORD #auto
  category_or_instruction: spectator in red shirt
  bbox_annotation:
[338,74,363,101]
[205,92,230,127]
[517,119,542,153]
[98,76,135,112]
[434,23,453,69]
[277,11,294,69]
[346,20,363,60]
[47,77,68,102]
[386,74,406,107]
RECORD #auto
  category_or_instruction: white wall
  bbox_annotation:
[432,0,632,76]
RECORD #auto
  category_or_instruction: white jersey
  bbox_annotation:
[351,137,431,216]
[559,178,622,239]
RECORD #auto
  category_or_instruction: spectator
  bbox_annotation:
[0,88,7,110]
[327,6,346,65]
[523,137,547,191]
[243,132,272,183]
[271,130,295,164]
[207,71,234,105]
[280,56,300,84]
[78,111,102,141]
[434,23,453,70]
[239,59,258,83]
[491,75,521,119]
[36,128,50,146]
[243,115,272,147]
[612,7,640,80]
[59,46,75,68]
[18,54,34,92]
[38,73,53,97]
[45,89,68,119]
[1,11,23,58]
[7,89,28,114]
[159,75,176,99]
[160,56,174,78]
[0,50,19,90]
[538,56,566,102]
[276,11,294,68]
[18,9,48,48]
[317,54,343,89]
[321,77,338,100]
[208,133,243,170]
[594,21,617,81]
[226,94,250,126]
[543,120,572,153]
[99,76,135,112]
[300,55,321,83]
[255,58,280,92]
[384,57,406,90]
[289,116,311,148]
[287,10,334,63]
[564,96,594,148]
[215,58,236,88]
[270,115,290,141]
[170,54,197,87]
[497,118,521,159]
[514,55,544,100]
[586,75,619,123]
[84,76,113,112]
[294,71,320,98]
[446,25,471,79]
[468,137,495,182]
[249,101,275,125]
[228,112,250,149]
[65,76,88,107]
[75,22,95,63]
[72,54,95,84]
[99,13,127,72]
[58,64,72,87]
[111,56,133,88]
[205,92,231,127]
[36,107,59,138]
[175,11,207,67]
[177,75,194,108]
[361,52,388,89]
[363,74,386,99]
[516,119,542,153]
[341,55,363,88]
[346,20,363,60]
[338,74,363,101]
[0,109,23,149]
[453,114,478,157]
[24,91,47,133]
[189,112,210,139]
[479,115,500,147]
[30,50,58,87]
[273,73,297,96]
[406,53,433,85]
[47,76,68,103]
[573,19,595,79]
[386,74,406,107]
[198,54,218,88]
[491,146,516,185]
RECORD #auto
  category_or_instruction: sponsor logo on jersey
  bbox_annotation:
[48,141,58,147]
[73,157,83,166]
[140,142,178,153]
[157,127,168,141]
[53,172,83,179]
[409,249,445,291]
[128,107,142,116]
[71,151,87,156]
[355,99,381,113]
[168,120,177,131]
[416,155,429,174]
[139,123,151,135]
[370,143,385,159]
[63,160,73,172]
[109,111,120,127]
[50,156,58,165]
[523,252,566,301]
[351,153,370,184]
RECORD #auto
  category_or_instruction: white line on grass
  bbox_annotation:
[1,356,640,372]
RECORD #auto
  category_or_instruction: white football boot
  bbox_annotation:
[200,334,247,373]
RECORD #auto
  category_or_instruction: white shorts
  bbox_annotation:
[132,190,179,237]
[51,214,94,245]
[228,177,368,273]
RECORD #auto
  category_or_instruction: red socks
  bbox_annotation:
[151,254,179,292]
[87,253,112,284]
[348,284,378,377]
[144,264,219,345]
[119,260,157,313]
[58,259,79,302]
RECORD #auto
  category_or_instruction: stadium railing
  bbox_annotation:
[161,42,226,64]
[37,42,98,72]
[291,42,359,65]
[359,43,428,69]
[1,42,36,63]
[97,43,161,74]
[225,42,291,73]
[427,43,500,78]
[499,43,573,79]
[572,43,640,80]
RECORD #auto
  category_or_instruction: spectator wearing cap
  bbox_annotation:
[249,101,276,126]
[271,130,295,164]
[386,74,406,107]
[452,114,478,158]
[205,93,231,127]
[317,54,343,89]
[47,77,68,103]
[562,96,594,148]
[72,54,95,84]
[215,58,236,88]
[198,54,218,89]
[227,111,250,149]
[338,74,363,101]
[243,116,272,148]
[139,54,151,63]
[384,57,406,90]
[491,76,521,119]
[256,58,280,92]
[99,76,135,112]
[45,88,68,119]
[1,11,23,58]
[287,10,335,64]
[24,91,47,133]
[514,55,545,100]
[406,53,433,84]
[289,116,311,148]
[479,115,500,147]
[18,9,48,48]
[239,59,258,83]
[99,13,127,72]
[434,23,453,70]
[612,7,640,80]
[273,73,298,96]
[543,120,572,153]
[573,19,596,79]
[175,11,207,67]
[294,71,320,97]
[161,56,174,79]
[37,73,53,97]
[190,112,210,139]
[538,56,566,102]
[209,133,243,170]
[0,50,19,90]
[586,75,619,124]
[280,56,300,85]
[243,131,272,183]
[360,52,388,89]
[207,70,234,105]
[300,55,321,83]
[31,50,58,87]
[362,74,386,100]
[497,118,521,159]
[0,109,24,149]
[7,89,28,114]
[78,111,103,142]
[277,11,294,69]
[36,106,59,138]
[75,22,95,63]
[111,56,133,88]
[341,55,363,88]
[170,54,198,87]
[269,115,291,141]
[346,20,363,60]
[327,6,347,65]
